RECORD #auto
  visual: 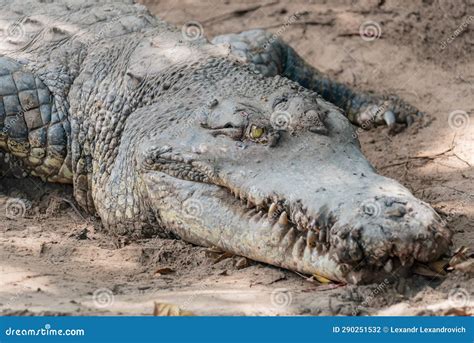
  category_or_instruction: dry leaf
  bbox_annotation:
[413,264,445,278]
[449,246,472,267]
[428,259,448,275]
[302,283,344,292]
[153,302,194,316]
[154,267,175,275]
[206,247,223,253]
[453,259,474,275]
[444,307,472,316]
[312,273,333,284]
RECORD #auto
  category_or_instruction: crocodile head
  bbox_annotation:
[138,59,451,284]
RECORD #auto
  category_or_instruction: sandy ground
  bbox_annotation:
[1,0,473,316]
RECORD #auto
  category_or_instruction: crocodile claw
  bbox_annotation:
[376,94,423,129]
[356,94,423,133]
[383,110,396,127]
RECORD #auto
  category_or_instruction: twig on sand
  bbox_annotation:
[201,1,279,25]
[379,136,462,170]
[53,196,86,221]
[257,18,334,31]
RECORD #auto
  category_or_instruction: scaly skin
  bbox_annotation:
[0,1,451,283]
[213,29,423,129]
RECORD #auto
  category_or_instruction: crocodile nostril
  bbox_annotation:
[383,197,407,207]
[385,206,407,218]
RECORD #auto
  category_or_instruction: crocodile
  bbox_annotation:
[0,0,451,284]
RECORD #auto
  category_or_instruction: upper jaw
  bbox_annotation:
[143,163,452,284]
[220,172,451,276]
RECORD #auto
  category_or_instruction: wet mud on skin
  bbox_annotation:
[1,0,473,315]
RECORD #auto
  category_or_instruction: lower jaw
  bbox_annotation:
[143,172,409,284]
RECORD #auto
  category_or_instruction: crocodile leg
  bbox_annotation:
[212,30,422,129]
[0,56,71,183]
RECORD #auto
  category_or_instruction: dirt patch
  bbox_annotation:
[1,0,473,315]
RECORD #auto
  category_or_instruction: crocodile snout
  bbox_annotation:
[329,193,452,274]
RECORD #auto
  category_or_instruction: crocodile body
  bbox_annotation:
[0,0,451,284]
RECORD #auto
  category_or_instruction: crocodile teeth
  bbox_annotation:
[251,211,263,222]
[383,259,393,273]
[319,228,326,243]
[271,223,287,245]
[282,227,297,248]
[268,202,277,217]
[321,244,328,253]
[293,236,306,259]
[247,199,255,208]
[278,211,289,226]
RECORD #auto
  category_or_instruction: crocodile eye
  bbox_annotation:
[250,125,264,139]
